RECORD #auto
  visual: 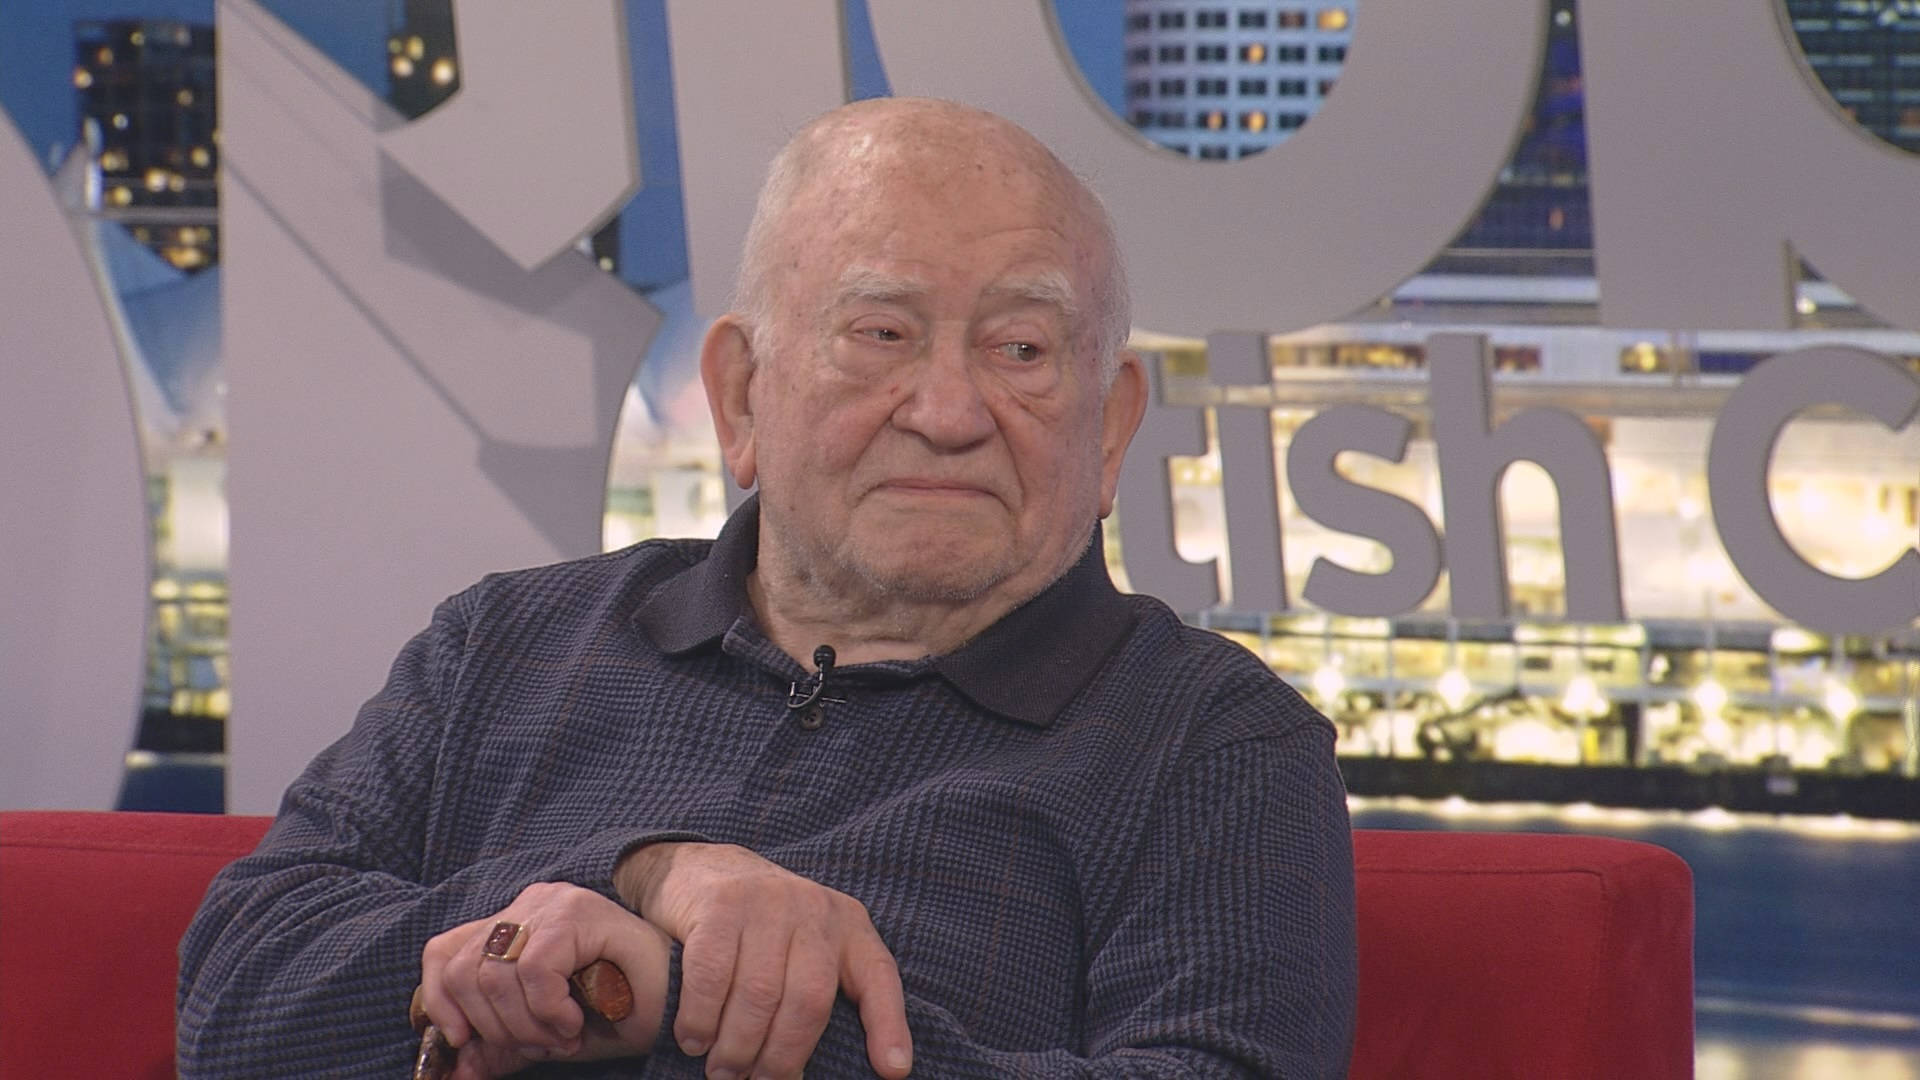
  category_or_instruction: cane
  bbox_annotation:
[408,959,634,1079]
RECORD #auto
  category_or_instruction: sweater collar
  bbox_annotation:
[632,496,1136,728]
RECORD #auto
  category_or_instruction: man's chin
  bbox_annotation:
[851,555,1011,604]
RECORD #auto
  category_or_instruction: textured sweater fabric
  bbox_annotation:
[177,503,1356,1077]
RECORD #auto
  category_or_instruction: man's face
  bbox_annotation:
[726,132,1139,609]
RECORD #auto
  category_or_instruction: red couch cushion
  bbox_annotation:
[0,811,270,1080]
[1351,829,1694,1080]
[0,813,1692,1080]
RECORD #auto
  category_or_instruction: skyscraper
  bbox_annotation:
[1123,0,1355,161]
[1785,0,1920,154]
[72,19,218,271]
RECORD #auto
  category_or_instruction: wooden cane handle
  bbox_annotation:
[569,959,635,1021]
[407,959,635,1079]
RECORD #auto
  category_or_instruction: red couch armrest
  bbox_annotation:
[1350,828,1695,1080]
[0,810,273,1080]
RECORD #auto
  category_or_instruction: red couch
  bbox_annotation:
[0,811,1693,1078]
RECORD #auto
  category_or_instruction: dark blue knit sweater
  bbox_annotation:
[178,504,1355,1077]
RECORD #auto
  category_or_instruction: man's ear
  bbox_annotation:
[1098,349,1149,518]
[701,316,759,489]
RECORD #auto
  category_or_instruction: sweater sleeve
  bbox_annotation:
[174,593,692,1078]
[645,721,1358,1079]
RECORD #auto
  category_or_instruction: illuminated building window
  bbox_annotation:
[1331,342,1425,369]
[97,46,114,65]
[1619,342,1684,374]
[73,66,93,89]
[1240,42,1267,63]
[1238,78,1269,95]
[406,34,426,60]
[431,57,457,85]
[392,55,416,78]
[1240,10,1269,28]
[1319,44,1348,62]
[1278,10,1308,29]
[1203,109,1226,130]
[1239,110,1269,132]
[100,148,128,171]
[107,185,133,207]
[176,88,194,106]
[112,112,130,129]
[1318,9,1351,32]
[189,145,211,169]
[1493,346,1542,372]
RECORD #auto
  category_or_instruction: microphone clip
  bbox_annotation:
[786,645,846,712]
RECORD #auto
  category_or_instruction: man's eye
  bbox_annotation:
[996,342,1041,363]
[862,327,904,343]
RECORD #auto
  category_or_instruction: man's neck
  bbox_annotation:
[744,528,1075,668]
[744,565,1017,668]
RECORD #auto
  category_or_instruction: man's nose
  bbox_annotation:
[891,333,996,448]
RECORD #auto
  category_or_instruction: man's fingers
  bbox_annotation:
[704,920,792,1077]
[420,919,490,1047]
[511,928,587,1047]
[673,922,740,1056]
[748,930,838,1080]
[842,935,912,1079]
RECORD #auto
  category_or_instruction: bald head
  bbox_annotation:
[732,98,1131,384]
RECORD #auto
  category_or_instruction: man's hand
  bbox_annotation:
[616,843,913,1080]
[417,882,673,1078]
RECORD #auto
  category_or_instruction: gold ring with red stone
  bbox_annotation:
[480,920,528,962]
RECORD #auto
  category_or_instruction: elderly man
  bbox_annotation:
[178,98,1356,1078]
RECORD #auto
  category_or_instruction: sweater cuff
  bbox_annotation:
[651,940,686,1057]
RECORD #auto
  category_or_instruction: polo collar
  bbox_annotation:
[631,496,1137,728]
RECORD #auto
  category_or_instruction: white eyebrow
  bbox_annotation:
[832,267,929,308]
[830,267,1080,322]
[983,270,1080,322]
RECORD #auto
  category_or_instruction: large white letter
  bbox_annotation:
[668,0,850,322]
[867,0,1543,335]
[1708,347,1920,634]
[1429,334,1623,622]
[1581,1,1920,330]
[0,115,149,810]
[221,0,659,811]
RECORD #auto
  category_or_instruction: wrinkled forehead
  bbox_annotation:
[791,110,1099,246]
